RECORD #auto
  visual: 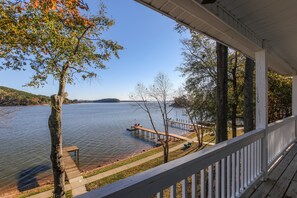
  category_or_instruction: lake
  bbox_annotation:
[0,103,187,193]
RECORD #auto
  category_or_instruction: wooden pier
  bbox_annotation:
[168,119,209,131]
[63,146,86,197]
[132,126,194,142]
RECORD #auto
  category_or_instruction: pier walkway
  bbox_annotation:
[133,126,194,142]
[29,146,86,198]
[63,146,87,197]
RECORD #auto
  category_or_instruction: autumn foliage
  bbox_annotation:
[1,1,122,197]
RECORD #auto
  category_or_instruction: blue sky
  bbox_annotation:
[0,0,189,100]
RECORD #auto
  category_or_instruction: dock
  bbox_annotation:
[168,119,209,131]
[133,126,194,142]
[63,146,86,197]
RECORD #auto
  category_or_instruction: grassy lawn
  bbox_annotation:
[84,132,218,192]
[83,140,184,178]
[18,188,72,198]
[18,185,53,198]
[85,128,247,197]
[86,142,200,191]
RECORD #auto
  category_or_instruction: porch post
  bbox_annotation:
[292,76,297,140]
[255,49,268,179]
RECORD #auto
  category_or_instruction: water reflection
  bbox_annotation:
[17,164,50,191]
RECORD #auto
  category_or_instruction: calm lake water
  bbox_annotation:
[0,103,187,193]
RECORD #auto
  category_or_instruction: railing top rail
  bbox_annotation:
[268,115,296,133]
[78,127,265,198]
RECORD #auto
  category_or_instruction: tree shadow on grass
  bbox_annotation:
[17,164,50,192]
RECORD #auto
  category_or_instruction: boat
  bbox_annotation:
[126,127,137,131]
[155,143,162,147]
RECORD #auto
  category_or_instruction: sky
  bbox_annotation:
[0,0,189,100]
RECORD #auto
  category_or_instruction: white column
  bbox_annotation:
[292,76,297,139]
[255,49,268,179]
[256,50,268,128]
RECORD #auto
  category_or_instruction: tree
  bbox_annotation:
[177,25,292,138]
[177,33,217,143]
[131,73,173,163]
[243,59,291,129]
[178,32,217,91]
[268,70,292,122]
[216,42,228,143]
[177,29,227,142]
[243,57,255,133]
[1,1,123,197]
[175,88,215,147]
[0,0,32,71]
[228,51,245,137]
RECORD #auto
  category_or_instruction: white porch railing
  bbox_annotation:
[78,116,297,198]
[267,116,296,166]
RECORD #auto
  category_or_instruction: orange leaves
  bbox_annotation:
[33,1,39,8]
[26,0,93,29]
[30,0,83,13]
[16,6,22,13]
[30,0,57,12]
[43,48,48,54]
[50,0,57,10]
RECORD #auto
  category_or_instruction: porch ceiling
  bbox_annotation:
[135,0,297,75]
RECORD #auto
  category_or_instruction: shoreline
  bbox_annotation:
[0,137,188,197]
[0,143,160,197]
[0,130,193,197]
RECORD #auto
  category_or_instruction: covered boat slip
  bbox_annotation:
[78,0,297,197]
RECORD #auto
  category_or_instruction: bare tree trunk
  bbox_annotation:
[200,126,204,146]
[216,42,228,143]
[139,101,168,163]
[231,52,238,138]
[49,95,65,198]
[244,57,255,133]
[199,115,205,147]
[163,144,169,163]
[185,107,201,147]
[49,68,67,198]
[163,103,169,163]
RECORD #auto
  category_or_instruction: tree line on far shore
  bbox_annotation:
[0,86,78,106]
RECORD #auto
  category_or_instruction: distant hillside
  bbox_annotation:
[0,86,77,106]
[93,98,120,103]
[79,98,120,103]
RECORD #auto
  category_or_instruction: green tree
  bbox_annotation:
[177,25,292,137]
[177,29,231,143]
[178,28,246,140]
[1,1,123,197]
[175,88,215,147]
[178,32,217,91]
[268,70,292,122]
[243,57,255,133]
[0,0,31,70]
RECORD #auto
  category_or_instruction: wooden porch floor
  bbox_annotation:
[244,142,297,198]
